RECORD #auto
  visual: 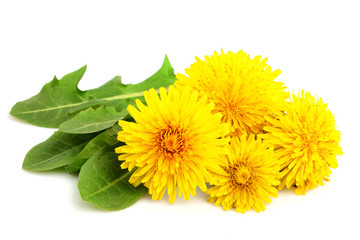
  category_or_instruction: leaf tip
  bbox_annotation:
[9,104,17,116]
[22,154,34,171]
[161,54,175,75]
[163,54,170,65]
[9,102,26,120]
[78,65,87,77]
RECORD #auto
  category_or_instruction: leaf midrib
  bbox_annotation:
[14,91,146,115]
[62,114,126,132]
[25,143,87,169]
[85,171,132,199]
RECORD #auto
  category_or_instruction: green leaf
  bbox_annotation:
[10,66,104,128]
[59,106,127,134]
[87,55,177,111]
[23,131,100,171]
[10,56,176,128]
[78,145,147,211]
[65,124,122,174]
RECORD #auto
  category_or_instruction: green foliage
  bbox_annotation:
[10,56,176,128]
[65,124,122,174]
[10,66,101,128]
[78,145,147,211]
[23,131,100,171]
[12,56,176,211]
[59,106,127,134]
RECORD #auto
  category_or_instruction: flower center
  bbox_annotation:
[164,136,177,152]
[159,128,185,155]
[218,100,240,120]
[234,167,251,185]
[301,133,319,152]
[227,163,252,186]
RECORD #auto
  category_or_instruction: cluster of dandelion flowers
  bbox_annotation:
[116,86,230,203]
[260,91,343,195]
[207,135,280,213]
[175,50,288,136]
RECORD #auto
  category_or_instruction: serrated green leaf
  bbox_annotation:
[10,56,176,128]
[87,55,177,111]
[78,145,147,211]
[23,131,100,171]
[65,124,122,174]
[10,66,105,128]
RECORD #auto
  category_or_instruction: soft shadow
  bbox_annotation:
[141,186,211,207]
[22,167,68,176]
[277,186,297,196]
[68,174,111,213]
[72,196,107,213]
[8,114,37,126]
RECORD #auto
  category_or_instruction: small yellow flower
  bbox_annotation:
[207,135,280,213]
[260,91,343,195]
[175,50,288,135]
[116,86,229,203]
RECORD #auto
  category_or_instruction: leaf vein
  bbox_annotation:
[86,171,132,199]
[25,143,87,169]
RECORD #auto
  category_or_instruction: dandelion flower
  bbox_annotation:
[116,86,230,203]
[175,50,288,135]
[207,135,280,213]
[260,91,343,195]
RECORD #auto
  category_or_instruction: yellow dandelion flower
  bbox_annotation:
[260,91,343,195]
[207,135,280,213]
[175,50,288,135]
[116,86,230,203]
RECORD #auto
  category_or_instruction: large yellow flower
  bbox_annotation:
[175,50,288,135]
[116,86,229,203]
[260,91,343,195]
[207,135,280,213]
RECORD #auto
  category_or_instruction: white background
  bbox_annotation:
[1,1,359,239]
